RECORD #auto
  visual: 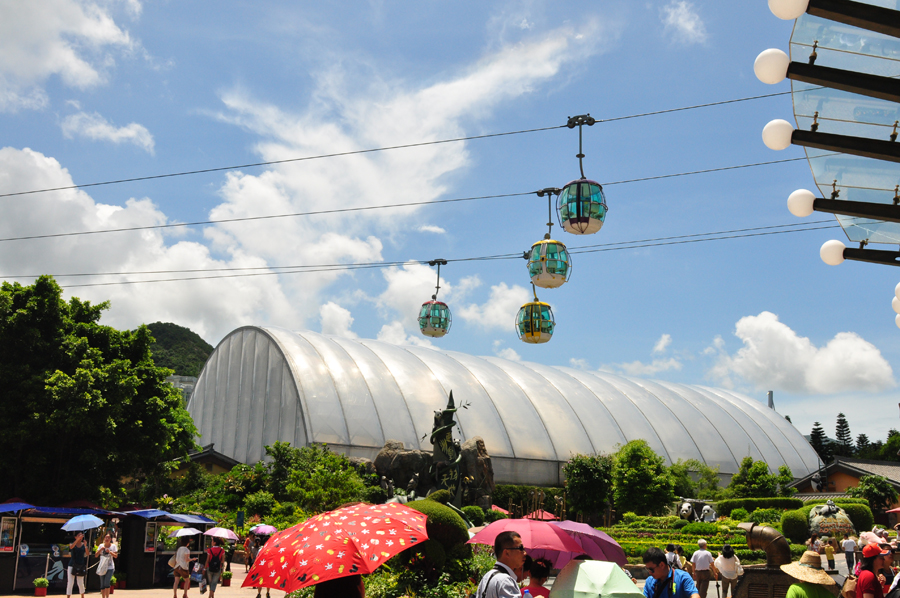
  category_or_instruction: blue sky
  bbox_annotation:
[1,0,896,449]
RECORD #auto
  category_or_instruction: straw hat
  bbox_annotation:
[780,551,836,586]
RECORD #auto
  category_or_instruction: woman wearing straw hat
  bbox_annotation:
[779,551,835,598]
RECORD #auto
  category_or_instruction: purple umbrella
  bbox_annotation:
[527,520,627,569]
[249,524,277,536]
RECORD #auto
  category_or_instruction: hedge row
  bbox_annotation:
[803,497,869,507]
[716,498,804,516]
[616,541,807,560]
[780,501,874,544]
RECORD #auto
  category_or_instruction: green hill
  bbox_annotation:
[146,322,214,377]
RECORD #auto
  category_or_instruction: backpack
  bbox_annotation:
[207,547,223,573]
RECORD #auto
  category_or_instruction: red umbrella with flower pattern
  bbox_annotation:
[242,502,428,593]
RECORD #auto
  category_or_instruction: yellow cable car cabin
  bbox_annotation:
[516,300,555,344]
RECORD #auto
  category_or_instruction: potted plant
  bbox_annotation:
[33,578,49,597]
[109,575,116,594]
[221,571,232,587]
[115,572,126,589]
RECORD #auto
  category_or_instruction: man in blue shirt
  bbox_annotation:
[643,547,701,598]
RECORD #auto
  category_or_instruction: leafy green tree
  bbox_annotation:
[878,433,900,463]
[146,322,214,377]
[285,444,366,512]
[847,475,899,514]
[0,276,198,503]
[809,422,832,464]
[857,434,871,454]
[563,453,613,517]
[670,459,722,500]
[265,441,303,500]
[834,413,854,457]
[611,440,674,516]
[726,457,795,498]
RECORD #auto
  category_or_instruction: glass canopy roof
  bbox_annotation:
[790,3,900,244]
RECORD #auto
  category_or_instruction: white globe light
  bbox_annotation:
[754,49,790,84]
[820,240,846,266]
[787,189,816,217]
[893,297,900,315]
[762,119,795,150]
[769,0,809,20]
[895,281,900,301]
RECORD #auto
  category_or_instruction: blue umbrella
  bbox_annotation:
[62,514,104,532]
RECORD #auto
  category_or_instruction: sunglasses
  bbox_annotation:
[505,546,526,552]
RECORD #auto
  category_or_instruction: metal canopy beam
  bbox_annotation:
[792,129,900,164]
[787,62,900,104]
[843,247,900,266]
[814,198,900,223]
[808,0,900,39]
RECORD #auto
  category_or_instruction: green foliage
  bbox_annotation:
[781,509,809,544]
[749,508,782,524]
[838,503,874,533]
[461,506,484,527]
[612,440,675,516]
[410,539,447,571]
[0,276,198,503]
[680,522,719,536]
[563,453,614,514]
[33,578,49,588]
[427,490,452,504]
[847,475,899,513]
[802,497,869,507]
[726,458,795,498]
[670,459,722,500]
[490,485,565,514]
[730,508,749,522]
[146,322,213,377]
[834,413,854,457]
[716,497,804,516]
[244,490,276,517]
[484,510,508,523]
[407,499,469,552]
[672,518,690,529]
[809,422,832,464]
[285,444,367,512]
[221,571,232,580]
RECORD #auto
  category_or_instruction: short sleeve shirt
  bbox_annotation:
[843,540,857,552]
[691,550,714,571]
[858,569,885,598]
[476,562,520,598]
[643,567,698,598]
[785,582,838,598]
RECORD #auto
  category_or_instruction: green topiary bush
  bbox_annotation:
[408,499,469,552]
[485,510,508,523]
[731,508,749,522]
[781,508,810,544]
[462,506,485,527]
[838,504,873,534]
[717,498,804,516]
[750,508,783,524]
[672,518,689,529]
[681,522,719,536]
[410,539,446,570]
[427,489,452,504]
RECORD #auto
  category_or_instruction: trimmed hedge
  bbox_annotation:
[731,508,749,522]
[804,497,869,507]
[681,522,719,536]
[750,508,783,524]
[407,499,469,552]
[840,504,874,534]
[780,502,874,544]
[461,506,485,527]
[485,510,508,523]
[716,498,804,516]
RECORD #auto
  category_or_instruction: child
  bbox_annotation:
[825,539,835,570]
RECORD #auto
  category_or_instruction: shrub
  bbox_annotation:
[485,510,508,523]
[672,518,689,529]
[803,497,869,507]
[681,522,719,536]
[410,538,447,571]
[244,490,276,517]
[731,508,749,522]
[462,506,485,527]
[407,499,469,552]
[33,578,49,588]
[750,508,783,524]
[427,490,452,504]
[839,504,874,533]
[781,509,810,544]
[716,497,804,516]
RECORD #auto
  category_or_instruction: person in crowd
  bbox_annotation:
[843,534,858,571]
[475,530,527,598]
[858,543,891,598]
[690,539,718,598]
[204,537,226,598]
[66,531,88,598]
[173,537,196,598]
[521,557,552,597]
[714,544,741,598]
[666,544,682,570]
[622,565,639,585]
[95,533,118,598]
[877,544,895,589]
[806,534,821,554]
[824,539,835,570]
[243,535,252,572]
[676,545,692,574]
[642,546,700,598]
[514,554,534,586]
[780,550,836,598]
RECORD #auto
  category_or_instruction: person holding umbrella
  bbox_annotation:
[475,531,527,598]
[66,532,88,598]
[778,550,836,598]
[642,547,700,598]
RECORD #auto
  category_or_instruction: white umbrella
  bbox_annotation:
[168,527,202,538]
[62,515,104,532]
[203,527,238,541]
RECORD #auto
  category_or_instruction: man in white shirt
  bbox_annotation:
[690,539,718,598]
[476,531,526,598]
[842,534,857,570]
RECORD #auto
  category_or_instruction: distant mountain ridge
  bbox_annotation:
[147,322,214,377]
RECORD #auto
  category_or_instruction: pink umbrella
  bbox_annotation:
[204,527,239,541]
[526,509,558,521]
[249,524,277,535]
[467,518,583,553]
[527,520,627,569]
[491,505,510,514]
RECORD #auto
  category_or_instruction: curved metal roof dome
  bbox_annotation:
[187,326,821,486]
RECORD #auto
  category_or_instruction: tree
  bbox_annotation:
[847,475,899,513]
[727,457,796,498]
[857,434,871,454]
[285,444,367,512]
[0,276,198,503]
[834,413,854,457]
[563,453,613,517]
[669,459,722,500]
[809,422,832,464]
[146,322,214,377]
[611,440,674,516]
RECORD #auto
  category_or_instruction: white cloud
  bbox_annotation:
[417,225,446,234]
[652,333,672,354]
[376,320,434,348]
[660,0,707,45]
[492,340,521,362]
[0,0,137,111]
[569,358,589,370]
[376,262,452,331]
[457,282,531,331]
[707,311,895,394]
[320,301,357,338]
[61,111,155,153]
[615,357,683,377]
